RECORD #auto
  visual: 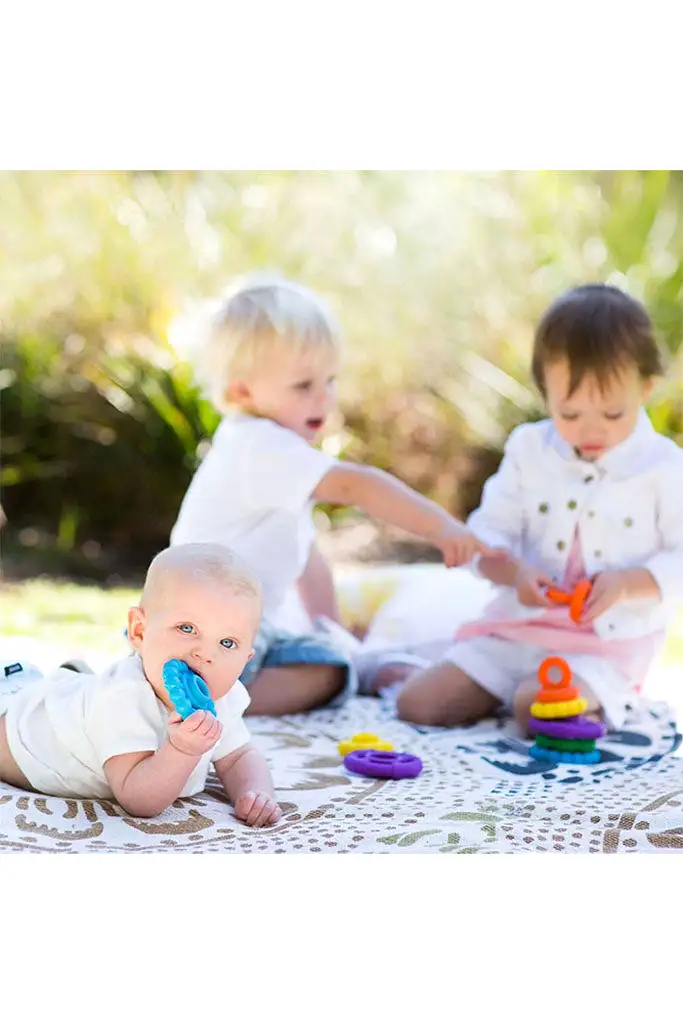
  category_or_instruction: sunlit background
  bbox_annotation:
[1,170,681,653]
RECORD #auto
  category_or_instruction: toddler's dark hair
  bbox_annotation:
[532,284,664,396]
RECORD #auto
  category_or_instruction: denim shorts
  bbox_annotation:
[240,620,357,706]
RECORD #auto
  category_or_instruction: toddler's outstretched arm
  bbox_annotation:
[214,744,281,828]
[313,464,492,567]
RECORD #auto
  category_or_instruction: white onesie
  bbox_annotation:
[2,654,251,800]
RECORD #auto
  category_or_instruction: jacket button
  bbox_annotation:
[624,518,633,527]
[557,540,566,551]
[567,500,577,510]
[587,510,595,518]
[594,549,602,557]
[539,503,549,513]
[584,475,594,483]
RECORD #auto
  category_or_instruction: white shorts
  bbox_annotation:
[443,636,635,729]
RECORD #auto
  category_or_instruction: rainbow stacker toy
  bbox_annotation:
[528,656,606,765]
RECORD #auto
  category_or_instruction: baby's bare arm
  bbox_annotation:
[104,743,201,817]
[104,709,222,817]
[214,743,281,827]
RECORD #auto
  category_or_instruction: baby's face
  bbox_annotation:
[128,579,260,707]
[544,359,653,461]
[234,347,338,443]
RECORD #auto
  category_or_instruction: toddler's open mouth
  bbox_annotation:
[306,418,324,431]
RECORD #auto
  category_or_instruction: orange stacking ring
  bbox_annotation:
[569,578,592,624]
[545,585,570,606]
[545,579,592,624]
[536,656,579,703]
[538,656,572,688]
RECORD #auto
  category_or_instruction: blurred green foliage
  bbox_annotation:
[1,171,681,577]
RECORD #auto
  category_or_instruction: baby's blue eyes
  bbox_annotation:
[176,625,237,650]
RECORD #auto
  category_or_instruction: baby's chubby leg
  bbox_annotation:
[397,664,500,727]
[245,664,346,716]
[0,714,34,791]
[397,636,535,727]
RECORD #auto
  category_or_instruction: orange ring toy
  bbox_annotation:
[546,579,593,623]
[545,585,570,606]
[569,579,592,624]
[538,656,572,688]
[536,657,579,703]
[537,685,580,703]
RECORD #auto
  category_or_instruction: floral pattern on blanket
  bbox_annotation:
[1,697,682,854]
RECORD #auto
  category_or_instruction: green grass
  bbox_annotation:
[0,579,139,655]
[2,577,683,666]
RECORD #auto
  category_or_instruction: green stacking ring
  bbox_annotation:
[535,734,596,753]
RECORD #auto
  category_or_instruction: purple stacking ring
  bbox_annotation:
[527,715,605,740]
[344,749,423,780]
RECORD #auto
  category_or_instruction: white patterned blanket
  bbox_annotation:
[2,561,682,854]
[2,689,682,854]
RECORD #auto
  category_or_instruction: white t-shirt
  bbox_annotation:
[467,411,683,640]
[170,416,337,619]
[4,654,251,800]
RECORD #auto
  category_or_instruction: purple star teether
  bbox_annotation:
[344,749,423,779]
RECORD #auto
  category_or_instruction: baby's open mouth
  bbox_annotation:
[184,662,204,682]
[306,418,323,431]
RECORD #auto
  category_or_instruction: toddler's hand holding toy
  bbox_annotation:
[514,563,554,608]
[580,570,632,622]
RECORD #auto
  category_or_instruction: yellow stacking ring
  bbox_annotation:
[530,697,588,719]
[338,732,394,756]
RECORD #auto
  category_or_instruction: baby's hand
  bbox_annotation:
[515,564,554,608]
[167,710,222,757]
[234,791,282,828]
[437,523,495,568]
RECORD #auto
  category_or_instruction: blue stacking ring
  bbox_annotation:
[529,744,601,765]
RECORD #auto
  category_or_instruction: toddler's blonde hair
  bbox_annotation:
[194,274,342,413]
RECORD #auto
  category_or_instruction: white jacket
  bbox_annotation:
[468,411,683,640]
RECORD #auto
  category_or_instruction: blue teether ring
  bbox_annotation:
[162,659,216,719]
[529,744,600,765]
